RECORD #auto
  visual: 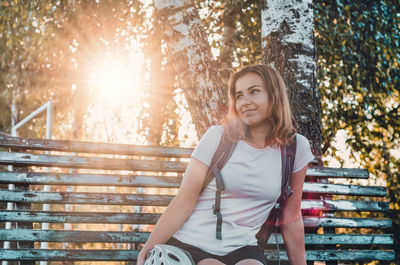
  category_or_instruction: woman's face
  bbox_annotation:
[235,72,271,129]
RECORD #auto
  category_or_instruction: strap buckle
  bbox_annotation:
[212,204,219,215]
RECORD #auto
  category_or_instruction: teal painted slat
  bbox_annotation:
[0,172,387,197]
[0,151,187,172]
[0,135,193,157]
[0,249,139,261]
[0,189,174,206]
[307,167,369,178]
[0,250,395,261]
[0,190,389,211]
[303,216,392,228]
[0,211,392,228]
[303,182,387,196]
[0,229,393,245]
[0,229,149,242]
[0,171,182,188]
[266,250,395,261]
[301,199,389,212]
[267,233,393,245]
[0,211,160,224]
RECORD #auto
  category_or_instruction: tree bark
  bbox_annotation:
[153,0,226,136]
[218,0,236,85]
[261,0,323,158]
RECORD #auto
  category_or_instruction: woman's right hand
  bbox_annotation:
[137,247,151,265]
[136,157,209,265]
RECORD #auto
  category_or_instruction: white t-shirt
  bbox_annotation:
[173,125,315,255]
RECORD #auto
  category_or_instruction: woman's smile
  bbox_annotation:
[243,108,257,114]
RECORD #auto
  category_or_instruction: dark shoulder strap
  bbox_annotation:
[201,130,236,240]
[256,135,298,248]
[280,136,297,201]
[201,131,236,192]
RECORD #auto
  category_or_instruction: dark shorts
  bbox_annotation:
[166,237,267,265]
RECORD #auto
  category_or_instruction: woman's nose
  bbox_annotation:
[242,95,251,105]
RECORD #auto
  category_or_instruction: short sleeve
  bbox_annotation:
[191,125,224,166]
[292,134,315,173]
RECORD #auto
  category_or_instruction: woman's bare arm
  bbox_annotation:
[280,165,308,265]
[137,157,209,265]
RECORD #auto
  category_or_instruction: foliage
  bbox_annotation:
[195,0,262,69]
[315,1,400,262]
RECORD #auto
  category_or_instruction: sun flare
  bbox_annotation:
[89,53,144,106]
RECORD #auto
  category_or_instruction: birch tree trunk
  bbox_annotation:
[261,0,322,158]
[153,0,226,136]
[218,0,236,85]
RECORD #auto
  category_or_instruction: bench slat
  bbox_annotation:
[303,216,392,228]
[269,233,393,245]
[266,250,395,261]
[0,135,193,157]
[0,190,389,211]
[0,249,394,261]
[0,155,369,180]
[0,171,182,188]
[306,167,369,179]
[0,151,187,172]
[301,199,389,212]
[0,211,160,224]
[0,189,175,206]
[303,182,387,196]
[1,211,392,228]
[0,229,393,245]
[0,171,387,196]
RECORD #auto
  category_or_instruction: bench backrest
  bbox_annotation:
[0,136,395,264]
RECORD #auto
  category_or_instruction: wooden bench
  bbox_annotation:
[0,135,395,264]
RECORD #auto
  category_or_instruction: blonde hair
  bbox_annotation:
[221,64,297,147]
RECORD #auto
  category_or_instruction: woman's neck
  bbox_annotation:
[247,125,273,148]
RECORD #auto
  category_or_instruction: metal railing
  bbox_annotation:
[3,100,52,265]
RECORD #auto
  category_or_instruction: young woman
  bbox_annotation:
[137,64,315,265]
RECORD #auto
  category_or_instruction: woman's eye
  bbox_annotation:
[251,89,260,94]
[236,94,243,99]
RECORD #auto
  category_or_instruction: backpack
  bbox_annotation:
[201,130,297,247]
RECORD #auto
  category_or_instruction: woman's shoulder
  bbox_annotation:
[295,133,312,148]
[196,125,224,146]
[209,125,224,133]
[295,133,310,142]
[203,125,224,138]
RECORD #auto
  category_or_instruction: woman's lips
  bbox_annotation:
[243,109,256,114]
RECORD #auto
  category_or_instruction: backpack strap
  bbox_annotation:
[280,137,297,203]
[256,136,297,248]
[201,131,236,240]
[201,132,235,192]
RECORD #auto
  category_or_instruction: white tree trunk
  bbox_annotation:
[153,0,226,136]
[219,0,236,85]
[261,0,322,157]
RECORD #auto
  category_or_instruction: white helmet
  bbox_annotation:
[144,244,195,265]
